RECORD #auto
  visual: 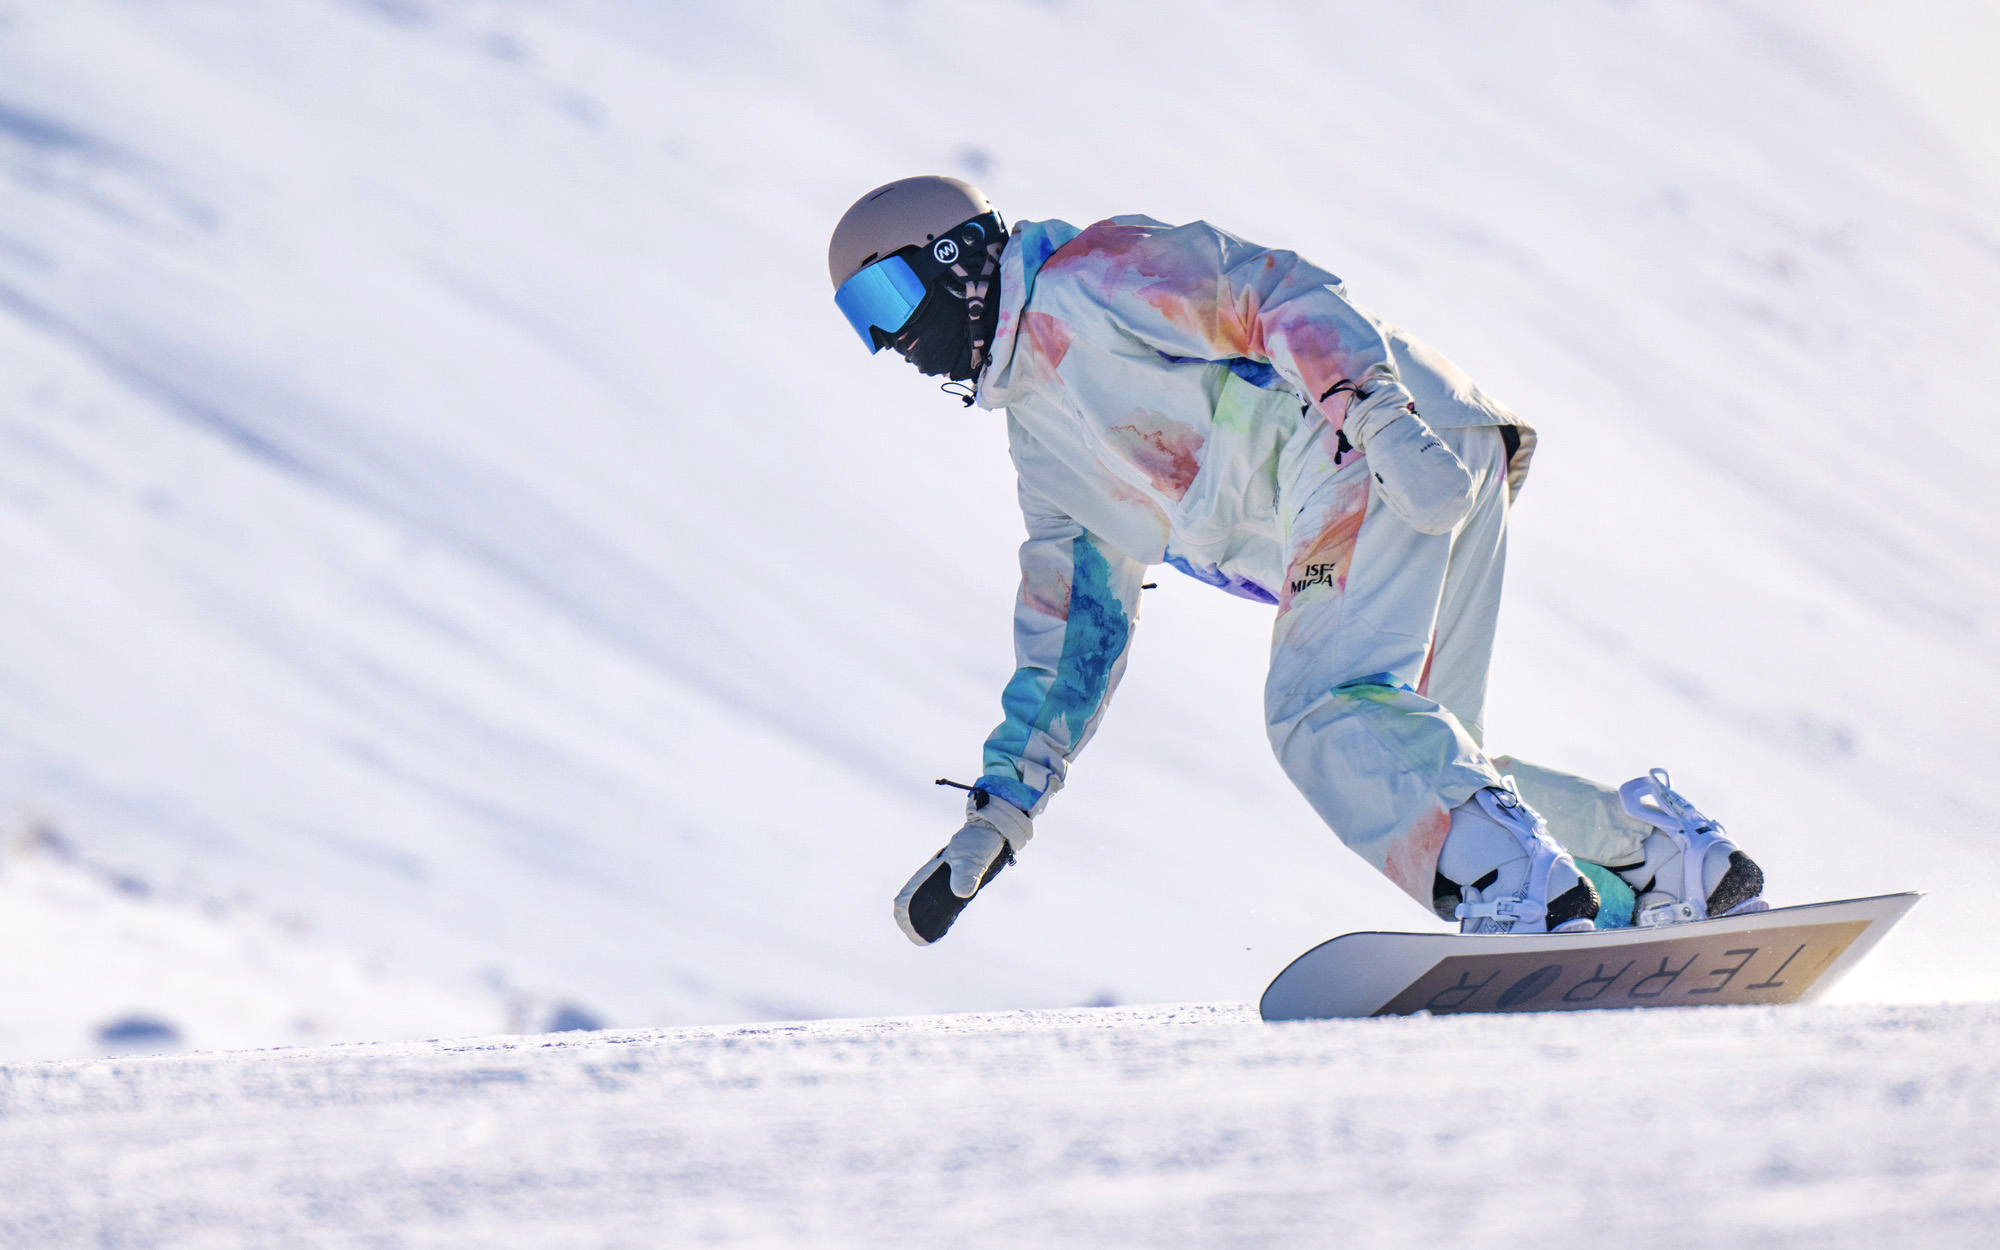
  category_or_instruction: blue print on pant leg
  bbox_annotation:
[1576,862,1635,928]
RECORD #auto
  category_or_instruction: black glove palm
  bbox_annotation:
[893,794,1032,946]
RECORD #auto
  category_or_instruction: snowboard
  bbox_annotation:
[1260,892,1922,1021]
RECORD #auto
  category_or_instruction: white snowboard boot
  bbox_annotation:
[1435,782,1599,935]
[1615,769,1767,927]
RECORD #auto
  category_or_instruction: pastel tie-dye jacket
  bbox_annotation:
[967,215,1529,818]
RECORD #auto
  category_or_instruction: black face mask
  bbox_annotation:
[892,289,976,380]
[890,230,1005,384]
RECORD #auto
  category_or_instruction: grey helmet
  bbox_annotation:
[828,175,994,290]
[829,176,1006,386]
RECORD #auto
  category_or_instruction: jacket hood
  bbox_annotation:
[974,217,1082,410]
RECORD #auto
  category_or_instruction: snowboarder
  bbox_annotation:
[827,176,1767,947]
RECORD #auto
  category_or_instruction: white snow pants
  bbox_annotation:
[1265,423,1650,905]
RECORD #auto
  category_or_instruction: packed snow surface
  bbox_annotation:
[5,1002,1998,1248]
[0,0,1996,1058]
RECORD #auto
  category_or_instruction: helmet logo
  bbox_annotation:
[932,237,960,264]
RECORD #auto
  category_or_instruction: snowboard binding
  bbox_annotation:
[1440,783,1600,936]
[1617,769,1767,927]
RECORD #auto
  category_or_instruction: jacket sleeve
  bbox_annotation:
[1065,219,1475,532]
[1066,219,1412,429]
[972,476,1147,819]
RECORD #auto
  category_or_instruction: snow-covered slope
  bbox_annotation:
[0,827,506,1058]
[5,1002,1997,1248]
[0,0,1995,1056]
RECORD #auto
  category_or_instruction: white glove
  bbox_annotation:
[893,794,1033,946]
[1345,383,1475,535]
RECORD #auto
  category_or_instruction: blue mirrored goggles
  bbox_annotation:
[832,212,1003,352]
[834,253,931,352]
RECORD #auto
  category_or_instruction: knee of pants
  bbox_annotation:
[1264,636,1435,735]
[1265,679,1424,770]
[1265,682,1499,814]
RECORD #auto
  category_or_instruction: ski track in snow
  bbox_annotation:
[4,1002,1998,1249]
